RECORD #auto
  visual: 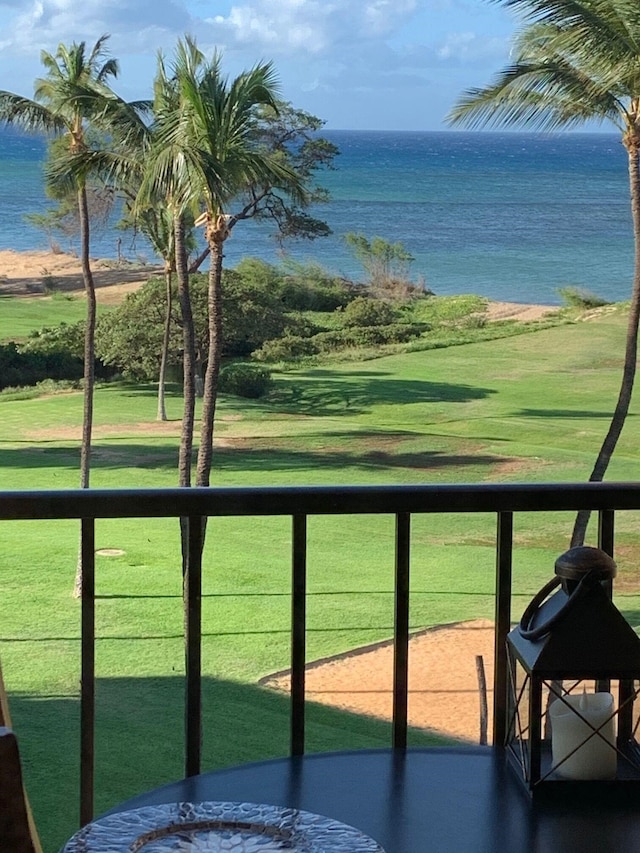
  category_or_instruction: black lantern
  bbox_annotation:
[506,546,640,794]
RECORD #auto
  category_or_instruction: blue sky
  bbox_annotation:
[0,0,519,130]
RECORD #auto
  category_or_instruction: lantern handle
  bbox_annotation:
[518,571,596,641]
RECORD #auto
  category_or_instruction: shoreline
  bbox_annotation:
[0,248,560,320]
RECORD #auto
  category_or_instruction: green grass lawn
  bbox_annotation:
[2,303,640,850]
[0,292,106,341]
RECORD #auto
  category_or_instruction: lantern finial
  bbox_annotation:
[555,546,616,594]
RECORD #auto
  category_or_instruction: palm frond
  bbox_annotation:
[0,92,64,134]
[448,2,638,134]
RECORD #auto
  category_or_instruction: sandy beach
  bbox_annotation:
[0,248,559,320]
[0,249,160,304]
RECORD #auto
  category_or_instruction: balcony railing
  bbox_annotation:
[1,481,640,827]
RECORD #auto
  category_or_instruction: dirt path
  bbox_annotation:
[261,620,496,743]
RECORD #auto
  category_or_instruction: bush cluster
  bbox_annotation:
[0,342,83,391]
[314,323,424,350]
[254,322,426,362]
[254,334,320,362]
[557,286,609,309]
[7,255,439,386]
[342,296,396,327]
[235,258,358,312]
[219,363,273,398]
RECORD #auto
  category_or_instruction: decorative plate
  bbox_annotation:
[59,801,386,852]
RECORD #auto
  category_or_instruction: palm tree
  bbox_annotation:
[0,36,138,592]
[130,55,199,424]
[146,38,305,490]
[120,201,197,421]
[0,37,120,487]
[447,0,640,546]
[138,42,202,488]
[0,35,151,595]
[135,207,176,422]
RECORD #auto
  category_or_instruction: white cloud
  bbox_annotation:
[0,0,517,127]
[204,0,417,54]
[0,0,193,55]
[363,0,417,36]
[436,30,507,63]
[0,0,420,56]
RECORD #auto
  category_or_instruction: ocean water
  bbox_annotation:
[0,127,633,306]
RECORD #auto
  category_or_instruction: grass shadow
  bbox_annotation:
[518,408,638,419]
[10,675,448,852]
[0,430,508,474]
[269,370,495,417]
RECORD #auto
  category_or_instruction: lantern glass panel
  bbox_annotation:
[507,652,640,791]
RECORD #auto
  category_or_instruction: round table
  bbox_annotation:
[105,747,640,852]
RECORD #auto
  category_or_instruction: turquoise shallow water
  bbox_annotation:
[0,128,632,305]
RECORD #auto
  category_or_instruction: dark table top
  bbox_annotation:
[107,747,640,853]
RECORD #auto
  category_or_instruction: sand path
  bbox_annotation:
[262,620,496,743]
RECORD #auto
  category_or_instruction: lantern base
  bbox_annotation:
[507,741,640,798]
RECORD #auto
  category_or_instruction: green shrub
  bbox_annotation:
[219,271,288,355]
[219,363,274,398]
[342,296,396,328]
[0,378,80,400]
[557,286,609,309]
[24,320,114,379]
[23,321,85,358]
[282,313,324,338]
[253,335,320,362]
[461,313,487,329]
[277,274,357,311]
[235,258,359,312]
[96,270,288,379]
[0,341,83,390]
[313,323,425,351]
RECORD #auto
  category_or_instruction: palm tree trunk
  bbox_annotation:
[175,215,196,489]
[157,264,173,422]
[79,184,96,489]
[74,183,97,598]
[175,214,198,578]
[196,234,224,487]
[571,137,640,546]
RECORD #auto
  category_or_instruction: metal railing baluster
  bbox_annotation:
[291,514,307,756]
[598,509,615,558]
[80,517,95,826]
[493,511,513,747]
[393,512,411,749]
[597,510,616,693]
[185,516,203,778]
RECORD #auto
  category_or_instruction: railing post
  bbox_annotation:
[493,511,513,747]
[598,509,615,599]
[393,512,411,749]
[597,510,616,693]
[291,515,307,756]
[80,518,95,827]
[184,516,203,778]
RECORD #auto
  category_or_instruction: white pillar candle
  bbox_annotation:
[549,691,616,780]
